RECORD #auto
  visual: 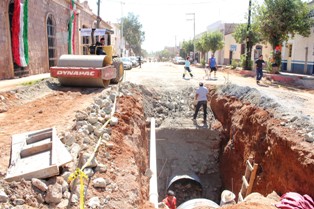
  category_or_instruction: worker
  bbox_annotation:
[220,190,236,207]
[162,190,177,209]
[192,82,209,123]
[95,37,106,55]
[138,56,142,68]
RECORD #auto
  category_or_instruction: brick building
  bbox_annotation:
[0,0,113,80]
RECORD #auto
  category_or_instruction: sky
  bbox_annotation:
[87,0,264,52]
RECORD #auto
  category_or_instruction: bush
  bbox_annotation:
[200,59,206,67]
[231,59,239,69]
[240,54,253,70]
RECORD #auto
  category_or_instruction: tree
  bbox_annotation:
[233,23,261,69]
[195,32,211,67]
[180,40,194,59]
[207,31,224,54]
[122,13,145,55]
[257,0,313,67]
[233,23,261,46]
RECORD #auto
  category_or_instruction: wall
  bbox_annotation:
[0,0,14,79]
[0,0,115,80]
[282,27,314,74]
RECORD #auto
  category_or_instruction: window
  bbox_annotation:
[47,14,56,67]
[288,45,292,58]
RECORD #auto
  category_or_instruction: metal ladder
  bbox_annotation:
[238,156,258,202]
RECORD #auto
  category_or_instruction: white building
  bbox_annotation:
[281,1,314,75]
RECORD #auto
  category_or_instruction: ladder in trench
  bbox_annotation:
[238,157,258,202]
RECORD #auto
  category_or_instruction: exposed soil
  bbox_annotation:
[0,63,313,209]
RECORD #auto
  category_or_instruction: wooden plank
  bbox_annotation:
[246,163,259,196]
[26,130,52,144]
[5,164,59,182]
[5,127,72,182]
[20,142,52,158]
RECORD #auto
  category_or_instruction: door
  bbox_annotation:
[229,51,233,65]
[287,44,293,72]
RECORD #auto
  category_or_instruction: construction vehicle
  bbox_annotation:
[50,28,124,88]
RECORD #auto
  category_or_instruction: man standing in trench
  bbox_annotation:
[193,82,209,123]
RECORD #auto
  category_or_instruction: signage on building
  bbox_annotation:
[230,44,237,51]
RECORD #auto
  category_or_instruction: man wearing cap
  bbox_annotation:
[162,190,177,209]
[193,82,209,123]
[220,190,236,207]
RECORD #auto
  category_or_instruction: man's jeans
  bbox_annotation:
[193,101,207,121]
[256,67,263,81]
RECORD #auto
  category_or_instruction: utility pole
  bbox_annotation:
[245,0,252,70]
[120,1,125,57]
[186,13,195,62]
[97,0,101,28]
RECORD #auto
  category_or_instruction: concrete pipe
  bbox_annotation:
[177,198,219,209]
[167,173,202,190]
[51,55,117,87]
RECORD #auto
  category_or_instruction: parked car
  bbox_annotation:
[174,57,185,65]
[121,57,132,70]
[129,56,139,67]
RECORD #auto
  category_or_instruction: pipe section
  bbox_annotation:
[149,118,158,208]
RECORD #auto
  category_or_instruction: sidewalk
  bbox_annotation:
[0,73,51,92]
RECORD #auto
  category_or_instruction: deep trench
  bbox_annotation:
[156,125,222,206]
[139,83,314,207]
[141,85,225,207]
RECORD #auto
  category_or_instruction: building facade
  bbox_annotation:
[0,0,117,80]
[281,1,314,75]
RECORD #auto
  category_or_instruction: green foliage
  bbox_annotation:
[200,59,206,67]
[233,23,261,46]
[231,59,239,69]
[240,54,253,70]
[21,79,42,86]
[195,32,211,61]
[180,40,194,58]
[207,31,224,54]
[257,0,313,50]
[122,13,145,55]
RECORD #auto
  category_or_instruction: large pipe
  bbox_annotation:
[149,118,158,208]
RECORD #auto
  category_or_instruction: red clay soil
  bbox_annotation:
[0,87,156,208]
[208,88,314,199]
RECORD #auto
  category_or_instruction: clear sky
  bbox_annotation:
[87,0,264,52]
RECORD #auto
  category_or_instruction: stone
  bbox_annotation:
[0,190,8,202]
[93,178,107,188]
[32,178,48,192]
[45,183,63,204]
[87,197,101,209]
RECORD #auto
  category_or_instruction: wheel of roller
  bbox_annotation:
[111,58,124,84]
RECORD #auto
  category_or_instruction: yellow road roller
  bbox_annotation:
[50,38,124,88]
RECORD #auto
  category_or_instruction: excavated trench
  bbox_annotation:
[156,126,221,205]
[137,82,314,207]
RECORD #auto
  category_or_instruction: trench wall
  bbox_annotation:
[209,90,314,198]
